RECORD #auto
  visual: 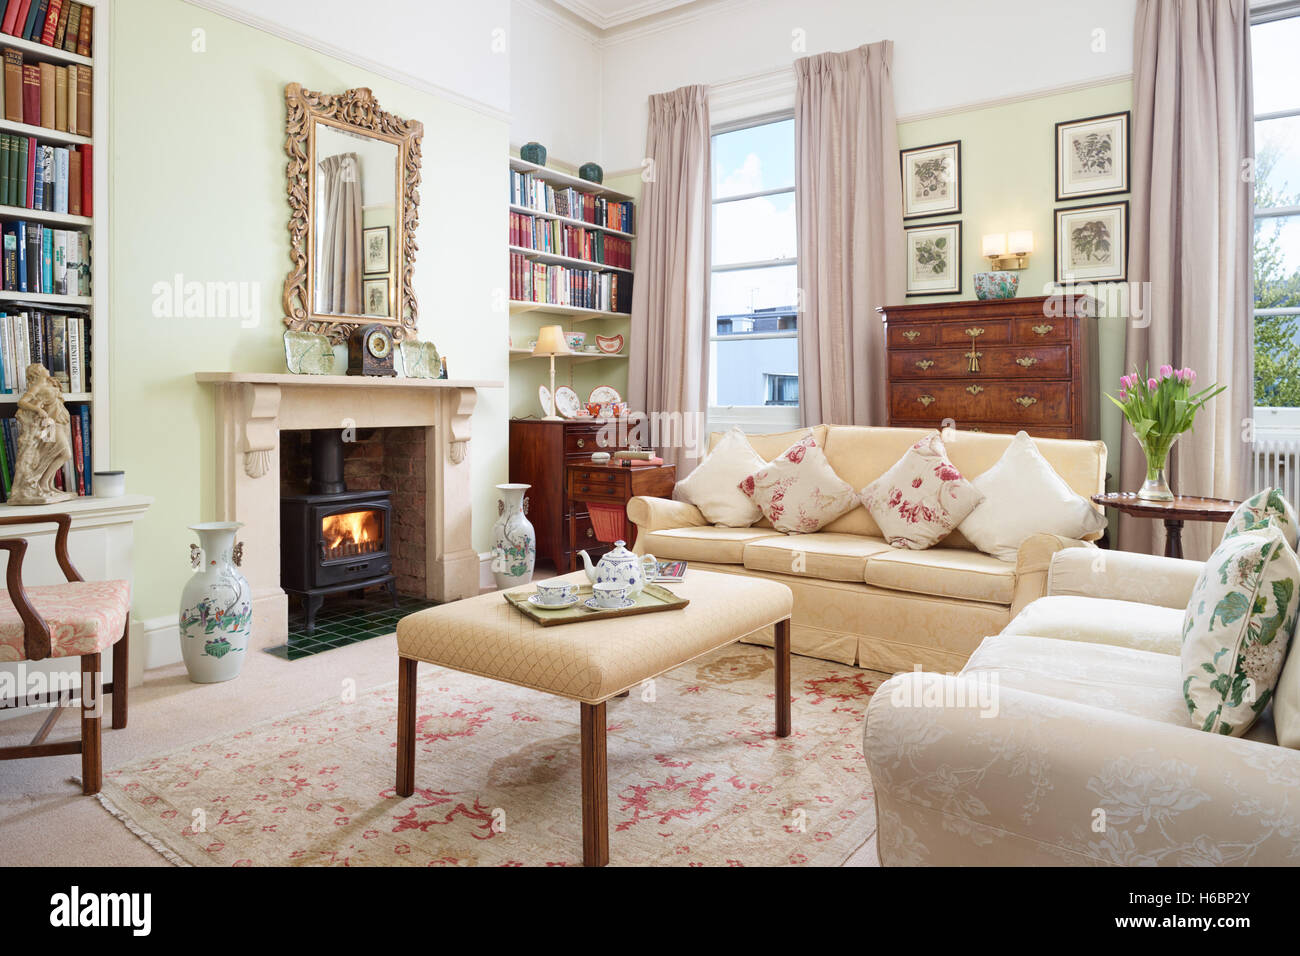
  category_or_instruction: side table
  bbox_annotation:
[1091,493,1240,559]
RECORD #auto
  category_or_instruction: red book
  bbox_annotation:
[5,0,30,37]
[24,134,33,207]
[70,415,85,495]
[78,141,90,215]
[1,0,22,34]
[38,0,58,44]
[20,62,38,125]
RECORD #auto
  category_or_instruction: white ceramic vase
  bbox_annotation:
[490,483,536,589]
[179,522,253,683]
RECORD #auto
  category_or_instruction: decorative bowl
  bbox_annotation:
[579,162,604,184]
[520,142,547,165]
[595,333,624,354]
[973,271,1020,300]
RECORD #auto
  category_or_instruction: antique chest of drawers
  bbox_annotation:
[877,294,1097,439]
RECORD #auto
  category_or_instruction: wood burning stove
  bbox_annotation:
[281,429,398,634]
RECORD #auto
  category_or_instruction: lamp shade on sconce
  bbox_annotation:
[981,234,1006,258]
[532,325,570,356]
[1008,230,1034,255]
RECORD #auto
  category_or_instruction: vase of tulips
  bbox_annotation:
[1107,365,1226,501]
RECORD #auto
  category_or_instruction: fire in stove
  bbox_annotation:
[322,508,383,560]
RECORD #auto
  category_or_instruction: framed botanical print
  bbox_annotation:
[905,220,962,296]
[1055,201,1128,283]
[900,141,961,219]
[1055,112,1129,201]
[363,226,391,275]
[363,277,391,316]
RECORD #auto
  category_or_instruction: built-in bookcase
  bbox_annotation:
[0,0,105,500]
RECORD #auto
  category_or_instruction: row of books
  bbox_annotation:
[508,170,634,234]
[509,212,633,270]
[0,403,93,501]
[2,47,90,135]
[1,0,91,56]
[2,220,87,295]
[0,136,89,212]
[509,253,631,314]
[0,308,87,393]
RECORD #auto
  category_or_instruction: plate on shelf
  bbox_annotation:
[538,384,554,417]
[554,385,582,418]
[589,385,622,406]
[595,334,624,354]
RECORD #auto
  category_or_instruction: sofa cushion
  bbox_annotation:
[675,425,767,527]
[741,533,894,583]
[739,434,858,534]
[862,546,1017,605]
[708,424,829,461]
[860,434,983,549]
[1222,487,1299,549]
[639,526,783,565]
[818,426,936,537]
[964,633,1189,726]
[1003,595,1184,656]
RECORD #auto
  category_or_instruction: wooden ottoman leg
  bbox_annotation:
[81,652,102,795]
[775,618,791,738]
[111,624,129,730]
[396,657,417,797]
[580,701,609,867]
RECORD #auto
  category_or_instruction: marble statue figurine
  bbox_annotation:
[8,363,75,505]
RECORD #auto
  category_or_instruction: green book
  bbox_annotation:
[15,136,26,209]
[0,135,11,207]
[5,134,16,208]
[0,414,12,498]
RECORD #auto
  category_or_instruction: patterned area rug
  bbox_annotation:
[98,645,884,866]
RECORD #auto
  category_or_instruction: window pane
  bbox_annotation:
[1255,214,1300,310]
[710,264,798,335]
[712,192,796,266]
[712,337,799,407]
[1252,17,1300,115]
[712,118,795,198]
[1256,115,1300,210]
[1255,213,1300,408]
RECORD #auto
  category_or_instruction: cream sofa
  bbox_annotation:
[863,547,1300,866]
[627,425,1107,672]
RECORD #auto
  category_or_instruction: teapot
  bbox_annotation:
[578,540,658,598]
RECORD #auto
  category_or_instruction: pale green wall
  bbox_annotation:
[110,0,509,619]
[898,80,1133,482]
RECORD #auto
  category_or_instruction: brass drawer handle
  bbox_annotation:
[965,327,985,338]
[914,359,935,370]
[1014,395,1038,408]
[902,330,920,342]
[576,438,585,448]
[917,395,936,408]
[966,385,984,396]
[1031,324,1053,336]
[579,485,590,492]
[1015,356,1038,367]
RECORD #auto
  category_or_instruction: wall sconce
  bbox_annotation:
[981,231,1033,270]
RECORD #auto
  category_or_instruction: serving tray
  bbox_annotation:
[504,583,689,626]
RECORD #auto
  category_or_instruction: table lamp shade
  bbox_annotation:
[533,325,570,356]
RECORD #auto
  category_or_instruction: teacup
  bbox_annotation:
[535,581,577,606]
[592,581,631,609]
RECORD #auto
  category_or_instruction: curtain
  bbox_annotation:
[1120,0,1255,559]
[628,85,711,473]
[794,41,903,427]
[316,152,363,315]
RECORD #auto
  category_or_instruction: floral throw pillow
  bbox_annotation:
[737,434,857,534]
[860,434,984,549]
[1181,518,1300,736]
[1222,488,1298,550]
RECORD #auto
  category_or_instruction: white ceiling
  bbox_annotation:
[552,0,704,30]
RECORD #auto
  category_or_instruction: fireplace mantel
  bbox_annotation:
[196,371,503,646]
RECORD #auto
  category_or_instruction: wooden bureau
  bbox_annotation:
[877,294,1097,439]
[509,419,632,570]
[566,462,677,570]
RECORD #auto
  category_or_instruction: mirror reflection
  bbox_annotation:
[313,122,399,317]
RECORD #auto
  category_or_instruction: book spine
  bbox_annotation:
[77,402,88,492]
[60,0,75,51]
[1,0,20,36]
[52,226,63,292]
[21,0,41,41]
[73,0,85,55]
[40,223,50,291]
[52,144,65,212]
[77,141,88,214]
[70,410,83,494]
[0,312,12,392]
[23,134,32,208]
[39,0,59,45]
[52,0,67,46]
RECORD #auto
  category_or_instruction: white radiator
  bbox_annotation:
[1253,439,1300,511]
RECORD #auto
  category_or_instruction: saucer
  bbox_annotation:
[584,596,635,611]
[529,593,579,610]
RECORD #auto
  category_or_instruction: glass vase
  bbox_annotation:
[1137,436,1176,501]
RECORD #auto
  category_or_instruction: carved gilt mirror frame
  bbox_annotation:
[282,83,424,342]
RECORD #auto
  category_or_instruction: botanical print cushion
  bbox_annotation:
[674,426,768,527]
[737,434,857,534]
[1180,519,1300,736]
[860,434,984,549]
[1222,487,1298,550]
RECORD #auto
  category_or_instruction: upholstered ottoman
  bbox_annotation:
[394,569,794,866]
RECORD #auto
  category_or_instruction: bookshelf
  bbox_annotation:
[0,0,105,502]
[507,152,635,415]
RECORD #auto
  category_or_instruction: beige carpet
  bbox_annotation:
[93,644,881,866]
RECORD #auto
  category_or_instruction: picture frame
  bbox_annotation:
[1055,111,1129,201]
[1054,201,1128,283]
[900,140,961,219]
[363,277,391,316]
[904,220,962,296]
[363,225,391,275]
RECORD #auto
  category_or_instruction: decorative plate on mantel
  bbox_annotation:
[284,330,336,375]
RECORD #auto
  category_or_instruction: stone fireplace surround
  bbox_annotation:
[196,373,502,648]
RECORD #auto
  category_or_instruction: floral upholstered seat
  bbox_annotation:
[0,579,130,662]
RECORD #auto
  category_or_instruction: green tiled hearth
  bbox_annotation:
[268,595,439,661]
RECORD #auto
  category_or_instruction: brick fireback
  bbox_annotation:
[280,428,428,597]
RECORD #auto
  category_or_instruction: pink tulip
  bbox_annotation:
[1159,364,1173,378]
[1148,377,1158,390]
[1189,369,1196,382]
[1120,389,1128,401]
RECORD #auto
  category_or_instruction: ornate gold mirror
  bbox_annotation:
[282,83,423,342]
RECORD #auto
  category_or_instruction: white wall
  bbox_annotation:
[598,0,1137,167]
[510,0,604,161]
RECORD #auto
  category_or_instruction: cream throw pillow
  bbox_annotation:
[674,426,768,527]
[958,431,1107,561]
[1181,519,1300,737]
[860,434,984,549]
[738,434,857,534]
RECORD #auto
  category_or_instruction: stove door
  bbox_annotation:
[314,503,392,588]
